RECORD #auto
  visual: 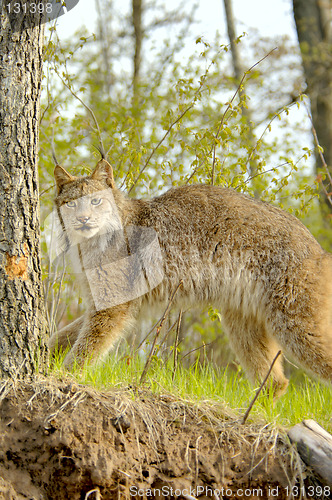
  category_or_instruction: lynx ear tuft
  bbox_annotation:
[91,159,115,189]
[54,165,76,194]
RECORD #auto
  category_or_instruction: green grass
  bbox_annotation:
[50,348,332,433]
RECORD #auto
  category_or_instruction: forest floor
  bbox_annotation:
[0,375,325,500]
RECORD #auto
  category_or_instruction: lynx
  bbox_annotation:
[49,158,332,397]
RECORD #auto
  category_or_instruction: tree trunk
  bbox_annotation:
[0,6,48,377]
[95,0,113,98]
[292,0,332,214]
[132,0,143,94]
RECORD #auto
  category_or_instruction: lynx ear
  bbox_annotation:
[91,159,115,189]
[54,165,76,194]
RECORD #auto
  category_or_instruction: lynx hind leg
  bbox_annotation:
[277,304,332,385]
[63,304,134,370]
[223,311,288,398]
[49,315,85,355]
[274,254,332,385]
[279,326,332,386]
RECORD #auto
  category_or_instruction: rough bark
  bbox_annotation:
[0,6,48,377]
[292,0,332,213]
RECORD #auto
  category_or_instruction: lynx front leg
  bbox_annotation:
[63,304,134,369]
[49,315,85,354]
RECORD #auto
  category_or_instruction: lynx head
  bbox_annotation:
[54,159,123,246]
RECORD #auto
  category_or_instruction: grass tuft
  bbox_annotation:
[49,347,332,433]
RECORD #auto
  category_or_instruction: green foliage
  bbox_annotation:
[40,15,321,207]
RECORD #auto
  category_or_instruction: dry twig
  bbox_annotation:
[140,281,183,384]
[242,350,282,425]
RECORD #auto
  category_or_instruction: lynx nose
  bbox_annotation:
[77,216,90,224]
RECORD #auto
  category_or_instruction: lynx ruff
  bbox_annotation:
[49,158,332,397]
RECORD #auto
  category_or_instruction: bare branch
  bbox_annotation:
[140,280,183,384]
[242,350,282,425]
[53,68,106,159]
[189,48,278,184]
[172,309,182,381]
[128,106,194,193]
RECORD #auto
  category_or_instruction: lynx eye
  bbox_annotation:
[66,201,77,208]
[91,198,102,206]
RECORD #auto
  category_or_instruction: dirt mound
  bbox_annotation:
[0,376,315,499]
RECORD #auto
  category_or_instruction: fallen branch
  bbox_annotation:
[288,419,332,488]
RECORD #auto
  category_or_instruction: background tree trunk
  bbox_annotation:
[0,7,48,377]
[95,0,113,98]
[292,0,332,214]
[132,0,143,95]
[222,0,259,197]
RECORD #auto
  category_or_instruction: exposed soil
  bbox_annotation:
[0,376,322,500]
